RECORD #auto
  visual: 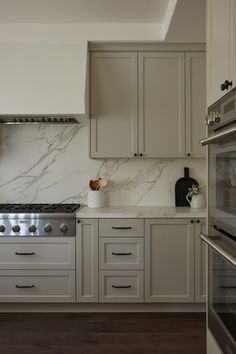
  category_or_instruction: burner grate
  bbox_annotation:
[0,204,80,213]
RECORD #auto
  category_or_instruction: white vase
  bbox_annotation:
[87,190,105,208]
[186,194,206,209]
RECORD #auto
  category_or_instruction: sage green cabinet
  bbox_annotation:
[194,219,207,302]
[186,52,206,158]
[145,218,195,303]
[90,52,138,158]
[138,52,185,158]
[76,219,98,302]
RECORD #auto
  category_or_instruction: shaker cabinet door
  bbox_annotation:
[138,52,185,158]
[185,52,206,158]
[145,218,195,302]
[90,52,138,158]
[207,0,230,105]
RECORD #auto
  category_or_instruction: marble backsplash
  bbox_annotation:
[0,123,206,206]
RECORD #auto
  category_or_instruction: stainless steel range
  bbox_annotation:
[0,204,80,237]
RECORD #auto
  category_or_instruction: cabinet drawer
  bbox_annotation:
[99,270,144,303]
[99,219,144,237]
[0,237,75,270]
[0,270,75,302]
[99,238,144,270]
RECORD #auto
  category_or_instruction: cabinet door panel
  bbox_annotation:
[76,219,98,302]
[207,0,230,105]
[145,219,194,302]
[90,52,138,158]
[138,52,185,158]
[195,219,207,302]
[186,52,206,158]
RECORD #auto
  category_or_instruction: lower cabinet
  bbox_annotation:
[0,237,76,303]
[99,270,144,303]
[194,219,207,302]
[76,219,99,302]
[0,270,75,302]
[145,218,195,303]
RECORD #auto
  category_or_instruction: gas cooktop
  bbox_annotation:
[0,203,80,214]
[0,204,80,236]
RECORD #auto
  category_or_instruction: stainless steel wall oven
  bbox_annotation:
[201,89,236,354]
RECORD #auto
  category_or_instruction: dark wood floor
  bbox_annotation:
[0,312,206,354]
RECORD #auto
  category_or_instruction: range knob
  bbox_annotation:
[0,225,5,233]
[44,224,52,233]
[12,225,20,233]
[28,225,37,233]
[60,223,68,233]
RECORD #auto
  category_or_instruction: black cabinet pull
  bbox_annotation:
[191,220,194,223]
[112,226,132,230]
[77,220,80,224]
[112,285,132,289]
[187,153,191,157]
[15,285,35,289]
[219,285,236,289]
[15,252,35,256]
[112,252,132,256]
[221,80,232,91]
[139,153,143,157]
[196,219,200,223]
[134,153,137,157]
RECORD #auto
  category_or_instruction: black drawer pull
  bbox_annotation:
[112,285,132,289]
[15,285,35,289]
[112,227,132,230]
[15,252,35,256]
[112,252,132,256]
[220,285,236,289]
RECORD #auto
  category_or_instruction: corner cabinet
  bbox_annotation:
[145,218,195,303]
[90,47,206,159]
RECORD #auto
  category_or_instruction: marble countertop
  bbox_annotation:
[76,206,206,219]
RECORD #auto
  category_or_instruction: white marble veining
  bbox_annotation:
[76,206,206,219]
[0,123,206,205]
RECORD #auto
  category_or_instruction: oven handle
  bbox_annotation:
[200,232,236,266]
[200,126,236,146]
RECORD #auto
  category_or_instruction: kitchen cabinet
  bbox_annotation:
[194,219,207,302]
[0,237,76,303]
[76,219,98,302]
[145,218,195,303]
[207,0,232,105]
[90,47,206,159]
[138,52,185,158]
[186,52,206,158]
[90,52,138,158]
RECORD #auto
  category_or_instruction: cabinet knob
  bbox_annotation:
[134,153,137,157]
[191,219,194,223]
[221,80,232,91]
[139,153,143,157]
[196,219,200,223]
[187,153,190,157]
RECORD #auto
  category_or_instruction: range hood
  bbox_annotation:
[0,115,81,125]
[0,40,88,124]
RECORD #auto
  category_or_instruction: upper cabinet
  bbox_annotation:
[207,0,236,106]
[138,52,185,158]
[186,52,206,158]
[90,52,138,158]
[90,46,206,159]
[207,0,230,106]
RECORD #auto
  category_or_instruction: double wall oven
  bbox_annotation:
[201,89,236,354]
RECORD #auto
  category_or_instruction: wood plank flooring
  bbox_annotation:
[0,312,206,354]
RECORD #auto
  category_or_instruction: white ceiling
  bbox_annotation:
[0,0,169,23]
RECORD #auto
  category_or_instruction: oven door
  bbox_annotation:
[209,247,236,354]
[202,125,236,238]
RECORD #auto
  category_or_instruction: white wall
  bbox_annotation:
[0,123,206,206]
